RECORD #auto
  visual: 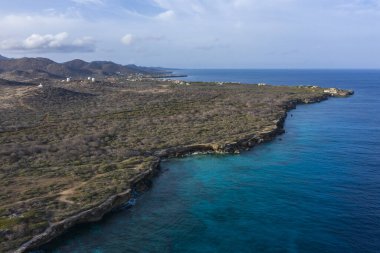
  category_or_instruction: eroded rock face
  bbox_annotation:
[14,190,133,253]
[15,159,160,253]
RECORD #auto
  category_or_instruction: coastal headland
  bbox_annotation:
[0,73,353,252]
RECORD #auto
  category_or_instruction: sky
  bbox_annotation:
[0,0,379,68]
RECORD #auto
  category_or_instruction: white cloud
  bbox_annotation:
[0,32,95,53]
[121,34,134,45]
[1,0,380,67]
[73,36,96,48]
[156,10,175,20]
[71,0,104,5]
[23,32,68,49]
[120,34,165,46]
[152,0,207,16]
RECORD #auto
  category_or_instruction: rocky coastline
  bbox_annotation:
[14,88,353,253]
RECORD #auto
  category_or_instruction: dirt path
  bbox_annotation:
[58,182,87,204]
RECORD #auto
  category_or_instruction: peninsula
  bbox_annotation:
[0,57,353,252]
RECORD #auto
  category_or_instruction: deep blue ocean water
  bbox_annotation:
[37,70,380,253]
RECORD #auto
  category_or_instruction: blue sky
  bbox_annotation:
[0,0,379,68]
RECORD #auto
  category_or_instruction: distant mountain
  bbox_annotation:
[0,55,9,61]
[0,56,168,81]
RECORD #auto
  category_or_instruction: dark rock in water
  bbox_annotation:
[128,198,137,206]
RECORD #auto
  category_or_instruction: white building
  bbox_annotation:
[324,88,338,94]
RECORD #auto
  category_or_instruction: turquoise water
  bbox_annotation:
[38,70,380,253]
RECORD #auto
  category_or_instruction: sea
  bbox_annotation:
[36,69,380,253]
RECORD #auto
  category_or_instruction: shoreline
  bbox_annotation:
[149,74,188,79]
[15,90,352,253]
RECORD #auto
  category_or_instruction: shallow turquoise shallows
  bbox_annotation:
[38,70,380,253]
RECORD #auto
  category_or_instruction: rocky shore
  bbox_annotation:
[14,87,353,253]
[15,159,160,253]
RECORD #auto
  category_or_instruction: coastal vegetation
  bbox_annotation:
[0,76,352,252]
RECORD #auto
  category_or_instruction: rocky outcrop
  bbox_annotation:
[15,191,132,253]
[155,118,287,158]
[15,159,160,253]
[323,88,354,97]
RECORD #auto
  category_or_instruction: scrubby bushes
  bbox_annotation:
[0,79,326,252]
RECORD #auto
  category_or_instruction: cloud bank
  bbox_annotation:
[1,32,95,53]
[0,0,379,68]
[121,34,134,46]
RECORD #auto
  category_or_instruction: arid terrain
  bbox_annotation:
[0,72,352,252]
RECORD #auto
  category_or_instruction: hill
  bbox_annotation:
[0,78,34,87]
[0,56,168,81]
[0,55,9,61]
